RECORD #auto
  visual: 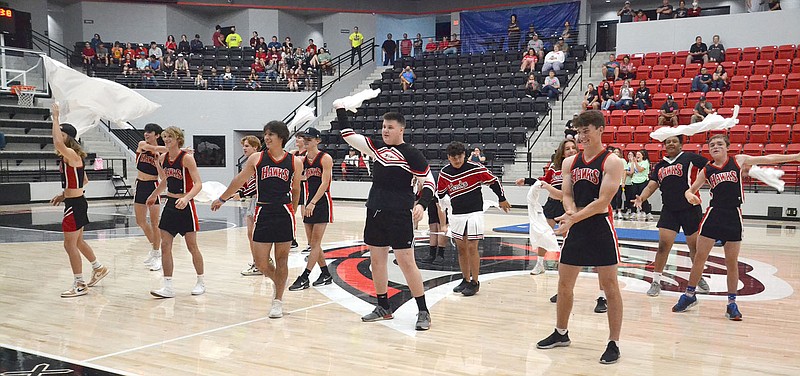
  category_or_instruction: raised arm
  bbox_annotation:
[337,108,378,160]
[50,103,81,166]
[736,153,800,167]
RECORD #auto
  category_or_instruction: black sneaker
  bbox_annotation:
[291,239,298,248]
[536,329,571,349]
[288,276,309,291]
[453,279,470,293]
[594,297,608,313]
[421,253,436,263]
[462,280,480,296]
[550,294,558,303]
[599,341,620,364]
[312,273,333,286]
[301,245,311,254]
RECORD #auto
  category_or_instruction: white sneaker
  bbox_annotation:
[269,299,283,318]
[151,286,176,298]
[149,256,162,271]
[530,262,545,275]
[191,281,205,295]
[240,262,261,276]
[637,212,645,221]
[646,213,655,222]
[143,250,157,266]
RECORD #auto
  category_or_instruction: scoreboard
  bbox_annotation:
[0,7,15,35]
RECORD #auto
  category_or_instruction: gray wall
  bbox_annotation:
[79,2,168,43]
[278,11,316,50]
[248,9,280,43]
[166,6,210,42]
[309,12,377,57]
[4,0,48,35]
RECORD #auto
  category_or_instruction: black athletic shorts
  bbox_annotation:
[303,193,333,224]
[699,207,743,242]
[364,207,414,249]
[63,196,89,232]
[543,197,566,220]
[657,205,702,236]
[134,179,159,205]
[428,203,448,225]
[253,203,296,243]
[158,197,199,237]
[560,212,620,267]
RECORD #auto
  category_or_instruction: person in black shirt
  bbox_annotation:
[381,33,397,66]
[707,35,725,62]
[635,80,652,110]
[659,95,679,126]
[656,0,674,19]
[686,36,708,65]
[675,0,688,17]
[337,104,435,331]
[581,83,600,111]
[770,0,781,10]
[691,67,713,93]
[618,1,634,22]
[564,113,578,139]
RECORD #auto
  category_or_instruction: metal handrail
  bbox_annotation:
[560,64,583,119]
[31,31,73,65]
[525,107,553,177]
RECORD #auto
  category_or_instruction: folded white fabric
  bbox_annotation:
[748,165,786,192]
[332,88,381,113]
[287,105,318,131]
[43,56,160,137]
[194,181,228,202]
[650,105,740,142]
[527,181,560,253]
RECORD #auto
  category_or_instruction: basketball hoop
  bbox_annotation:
[10,85,36,107]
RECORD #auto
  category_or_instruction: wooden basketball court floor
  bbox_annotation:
[1,199,799,375]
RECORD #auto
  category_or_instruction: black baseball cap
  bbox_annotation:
[667,95,674,100]
[301,127,321,139]
[60,123,77,139]
[700,95,707,101]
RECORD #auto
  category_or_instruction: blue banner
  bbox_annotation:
[460,2,580,54]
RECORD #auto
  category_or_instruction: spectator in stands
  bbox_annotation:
[283,37,293,50]
[149,42,163,61]
[177,35,190,56]
[556,37,570,57]
[226,27,243,48]
[691,66,712,93]
[444,34,461,55]
[691,95,714,123]
[316,48,332,75]
[524,24,537,47]
[657,0,675,19]
[616,79,634,110]
[686,36,708,65]
[413,33,423,56]
[81,42,95,68]
[520,49,539,72]
[343,148,360,181]
[564,114,578,140]
[190,34,204,55]
[251,57,266,80]
[561,21,572,43]
[267,47,281,63]
[278,59,288,81]
[400,33,413,57]
[174,54,190,78]
[600,81,616,110]
[659,95,679,126]
[425,38,438,54]
[122,55,134,76]
[90,34,102,51]
[524,74,541,98]
[136,43,148,57]
[711,64,728,91]
[265,58,278,81]
[267,36,281,50]
[603,54,620,81]
[382,33,397,66]
[399,66,416,91]
[470,147,487,164]
[619,55,636,80]
[507,14,521,51]
[162,55,174,78]
[111,42,123,65]
[634,9,649,22]
[630,149,653,221]
[247,70,262,90]
[142,56,160,88]
[95,43,109,66]
[687,1,701,16]
[306,39,317,55]
[194,71,207,89]
[213,25,225,48]
[349,26,364,68]
[541,44,565,73]
[770,0,781,10]
[675,0,689,17]
[255,47,267,61]
[635,79,652,109]
[208,67,220,87]
[707,34,725,62]
[221,66,235,90]
[124,43,135,60]
[165,35,177,55]
[527,33,544,61]
[148,54,161,74]
[250,31,259,49]
[437,36,450,54]
[541,70,561,99]
[582,83,600,110]
[255,37,267,51]
[618,1,634,23]
[135,53,149,73]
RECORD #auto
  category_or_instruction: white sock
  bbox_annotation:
[164,277,173,288]
[599,290,606,299]
[197,275,204,283]
[556,328,568,335]
[74,274,84,283]
[536,256,545,267]
[653,272,662,284]
[91,260,101,269]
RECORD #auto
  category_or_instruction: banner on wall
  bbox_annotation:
[460,2,580,54]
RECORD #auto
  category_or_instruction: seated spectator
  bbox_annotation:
[618,1,634,23]
[444,34,460,55]
[265,58,278,80]
[687,1,702,16]
[657,0,675,19]
[283,37,293,50]
[111,42,124,65]
[177,34,190,56]
[208,67,220,87]
[250,31,260,49]
[255,37,267,52]
[603,54,620,81]
[220,66,235,90]
[527,33,544,61]
[619,55,636,80]
[711,65,728,91]
[148,42,163,61]
[255,47,267,61]
[190,34,204,55]
[287,65,301,91]
[121,56,135,76]
[247,70,262,90]
[95,43,109,66]
[316,48,332,75]
[520,48,539,73]
[81,42,95,67]
[691,66,712,93]
[658,95,680,126]
[226,26,243,48]
[634,9,649,22]
[616,79,634,110]
[174,54,190,78]
[691,95,714,123]
[342,148,360,180]
[251,58,266,80]
[267,36,281,50]
[399,66,416,91]
[148,55,161,74]
[556,37,569,57]
[564,114,578,140]
[124,43,136,60]
[635,79,652,110]
[162,55,174,78]
[524,74,540,98]
[561,21,572,43]
[306,39,317,55]
[437,36,450,53]
[675,0,689,17]
[541,45,565,74]
[165,35,177,55]
[469,148,486,164]
[267,47,281,62]
[90,34,102,51]
[686,36,708,65]
[413,33,423,56]
[305,67,316,91]
[541,70,561,100]
[707,34,725,62]
[600,81,616,110]
[425,38,438,54]
[195,71,207,89]
[141,56,160,88]
[582,83,600,111]
[136,43,148,57]
[770,0,781,10]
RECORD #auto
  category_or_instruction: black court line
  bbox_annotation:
[0,344,132,376]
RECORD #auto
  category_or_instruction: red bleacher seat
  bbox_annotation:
[629,55,643,67]
[761,89,781,107]
[645,78,661,93]
[767,74,787,90]
[735,61,755,76]
[742,47,760,61]
[610,111,627,126]
[625,143,645,155]
[793,58,800,72]
[667,64,684,79]
[671,92,687,107]
[687,130,707,144]
[793,124,800,143]
[627,110,644,126]
[786,73,800,89]
[717,107,734,120]
[700,144,711,159]
[737,107,755,125]
[702,62,719,72]
[644,52,660,66]
[678,108,695,123]
[788,142,800,153]
[652,93,668,109]
[781,89,800,106]
[777,44,797,60]
[651,65,668,79]
[723,91,742,107]
[770,124,791,143]
[780,165,799,188]
[728,143,742,157]
[764,144,786,154]
[675,51,690,64]
[730,76,749,92]
[601,110,612,123]
[720,61,737,73]
[685,63,701,78]
[742,90,762,107]
[677,78,693,93]
[687,92,703,104]
[683,143,701,153]
[602,126,617,143]
[760,46,778,60]
[659,52,675,65]
[748,75,767,91]
[725,48,742,62]
[775,106,797,124]
[609,143,625,151]
[754,60,773,75]
[754,108,775,124]
[773,59,792,74]
[616,125,634,143]
[743,143,764,155]
[660,78,676,93]
[645,143,663,159]
[749,124,770,143]
[706,91,722,108]
[643,109,660,126]
[637,65,652,79]
[634,126,653,143]
[728,125,749,143]
[613,80,624,92]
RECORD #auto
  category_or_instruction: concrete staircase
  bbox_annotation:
[82,125,138,179]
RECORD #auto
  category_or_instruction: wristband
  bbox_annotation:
[219,196,228,203]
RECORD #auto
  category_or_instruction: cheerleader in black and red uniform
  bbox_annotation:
[134,123,165,271]
[236,136,264,276]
